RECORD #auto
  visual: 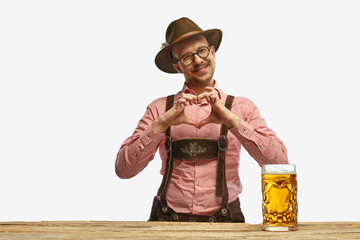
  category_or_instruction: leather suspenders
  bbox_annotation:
[157,94,175,207]
[155,94,235,222]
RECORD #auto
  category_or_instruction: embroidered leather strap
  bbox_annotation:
[172,138,218,161]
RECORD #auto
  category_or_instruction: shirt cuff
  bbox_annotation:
[139,125,165,147]
[229,119,254,139]
[229,120,265,152]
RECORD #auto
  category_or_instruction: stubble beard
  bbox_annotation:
[187,61,215,87]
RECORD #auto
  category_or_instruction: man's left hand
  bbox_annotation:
[197,87,240,129]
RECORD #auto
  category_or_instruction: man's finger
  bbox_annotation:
[197,116,213,129]
[183,117,199,128]
[181,93,198,105]
[176,98,188,108]
[197,92,208,99]
[198,92,218,104]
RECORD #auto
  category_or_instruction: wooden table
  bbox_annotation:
[0,221,359,239]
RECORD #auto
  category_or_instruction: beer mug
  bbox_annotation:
[261,164,298,231]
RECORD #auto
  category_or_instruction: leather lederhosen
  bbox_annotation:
[149,94,245,222]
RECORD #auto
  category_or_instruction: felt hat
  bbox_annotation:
[155,17,222,73]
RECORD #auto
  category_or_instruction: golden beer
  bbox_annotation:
[261,164,298,231]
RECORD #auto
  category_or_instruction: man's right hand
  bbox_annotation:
[152,93,199,133]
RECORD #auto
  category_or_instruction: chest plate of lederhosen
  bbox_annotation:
[171,138,218,161]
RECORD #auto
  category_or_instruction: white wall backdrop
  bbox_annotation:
[1,0,359,223]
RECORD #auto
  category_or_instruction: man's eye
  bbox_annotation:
[183,55,192,61]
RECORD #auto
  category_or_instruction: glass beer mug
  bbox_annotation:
[261,164,298,231]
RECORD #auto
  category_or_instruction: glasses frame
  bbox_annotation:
[177,46,211,66]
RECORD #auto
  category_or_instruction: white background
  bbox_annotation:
[1,0,359,223]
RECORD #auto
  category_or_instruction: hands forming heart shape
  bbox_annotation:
[152,87,240,133]
[173,88,221,129]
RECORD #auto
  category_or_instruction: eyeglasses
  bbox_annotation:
[176,46,211,66]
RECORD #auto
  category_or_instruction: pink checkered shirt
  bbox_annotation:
[116,82,288,215]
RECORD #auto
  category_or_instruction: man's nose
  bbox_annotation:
[193,54,204,64]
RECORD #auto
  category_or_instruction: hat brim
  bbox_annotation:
[155,29,222,74]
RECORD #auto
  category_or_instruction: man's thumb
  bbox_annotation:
[197,117,212,129]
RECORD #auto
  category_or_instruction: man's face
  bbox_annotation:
[172,35,216,88]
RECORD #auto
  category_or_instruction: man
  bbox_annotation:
[115,17,288,222]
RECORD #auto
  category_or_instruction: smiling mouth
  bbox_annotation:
[193,62,209,73]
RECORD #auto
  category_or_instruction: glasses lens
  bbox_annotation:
[182,55,193,65]
[180,47,210,65]
[198,47,210,58]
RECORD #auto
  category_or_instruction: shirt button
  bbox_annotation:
[197,182,200,186]
[242,129,246,134]
[147,136,151,140]
[195,202,199,206]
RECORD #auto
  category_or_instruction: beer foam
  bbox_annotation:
[262,164,296,174]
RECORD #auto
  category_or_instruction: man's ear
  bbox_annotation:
[210,45,216,58]
[172,63,183,74]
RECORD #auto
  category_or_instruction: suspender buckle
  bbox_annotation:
[217,135,228,152]
[161,206,168,213]
[221,208,228,216]
[165,136,172,152]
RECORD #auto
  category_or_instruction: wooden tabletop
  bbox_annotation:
[0,221,359,240]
